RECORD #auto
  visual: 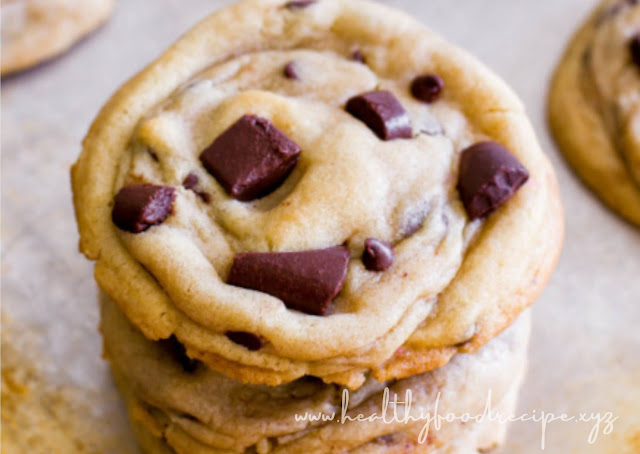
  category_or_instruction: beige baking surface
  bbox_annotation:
[1,0,639,452]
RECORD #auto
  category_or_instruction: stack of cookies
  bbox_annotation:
[71,0,564,452]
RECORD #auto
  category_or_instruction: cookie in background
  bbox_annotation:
[1,0,114,76]
[549,0,640,226]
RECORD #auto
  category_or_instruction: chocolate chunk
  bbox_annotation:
[284,61,299,79]
[346,90,412,140]
[200,115,301,201]
[285,0,316,9]
[630,34,640,68]
[411,74,444,103]
[227,246,350,316]
[457,141,529,220]
[112,184,176,233]
[347,90,413,140]
[182,172,211,203]
[352,50,366,63]
[362,238,394,271]
[161,335,198,373]
[226,331,262,351]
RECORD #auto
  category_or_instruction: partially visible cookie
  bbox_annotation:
[1,0,114,76]
[100,293,531,454]
[549,0,640,226]
[0,313,136,454]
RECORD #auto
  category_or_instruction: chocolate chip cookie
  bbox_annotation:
[549,0,640,225]
[72,0,563,389]
[100,293,531,454]
[1,0,114,76]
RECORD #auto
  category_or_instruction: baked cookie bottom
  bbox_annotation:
[1,0,114,76]
[549,0,640,226]
[100,295,530,453]
[125,390,519,454]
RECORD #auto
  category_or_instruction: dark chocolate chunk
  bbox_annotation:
[346,90,412,140]
[182,172,211,203]
[411,74,444,103]
[226,331,263,351]
[200,115,301,201]
[630,34,640,68]
[227,246,350,316]
[161,335,198,373]
[285,0,316,9]
[284,61,299,79]
[457,141,529,220]
[352,50,366,63]
[362,238,394,271]
[112,184,176,233]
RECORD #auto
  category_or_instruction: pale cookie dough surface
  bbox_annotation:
[72,0,562,388]
[549,0,640,226]
[100,294,530,454]
[0,0,114,76]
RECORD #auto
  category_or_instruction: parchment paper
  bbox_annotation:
[2,0,639,452]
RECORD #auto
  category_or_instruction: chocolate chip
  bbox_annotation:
[226,331,262,351]
[362,238,394,271]
[284,61,299,79]
[227,246,349,316]
[148,149,159,162]
[197,191,211,203]
[182,172,199,190]
[346,90,412,140]
[182,172,211,203]
[630,34,640,68]
[352,50,366,63]
[200,115,301,201]
[457,141,529,220]
[285,0,316,9]
[112,184,176,233]
[161,335,198,373]
[411,74,444,103]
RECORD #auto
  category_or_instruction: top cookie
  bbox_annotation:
[72,0,563,388]
[1,0,113,76]
[549,0,640,226]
